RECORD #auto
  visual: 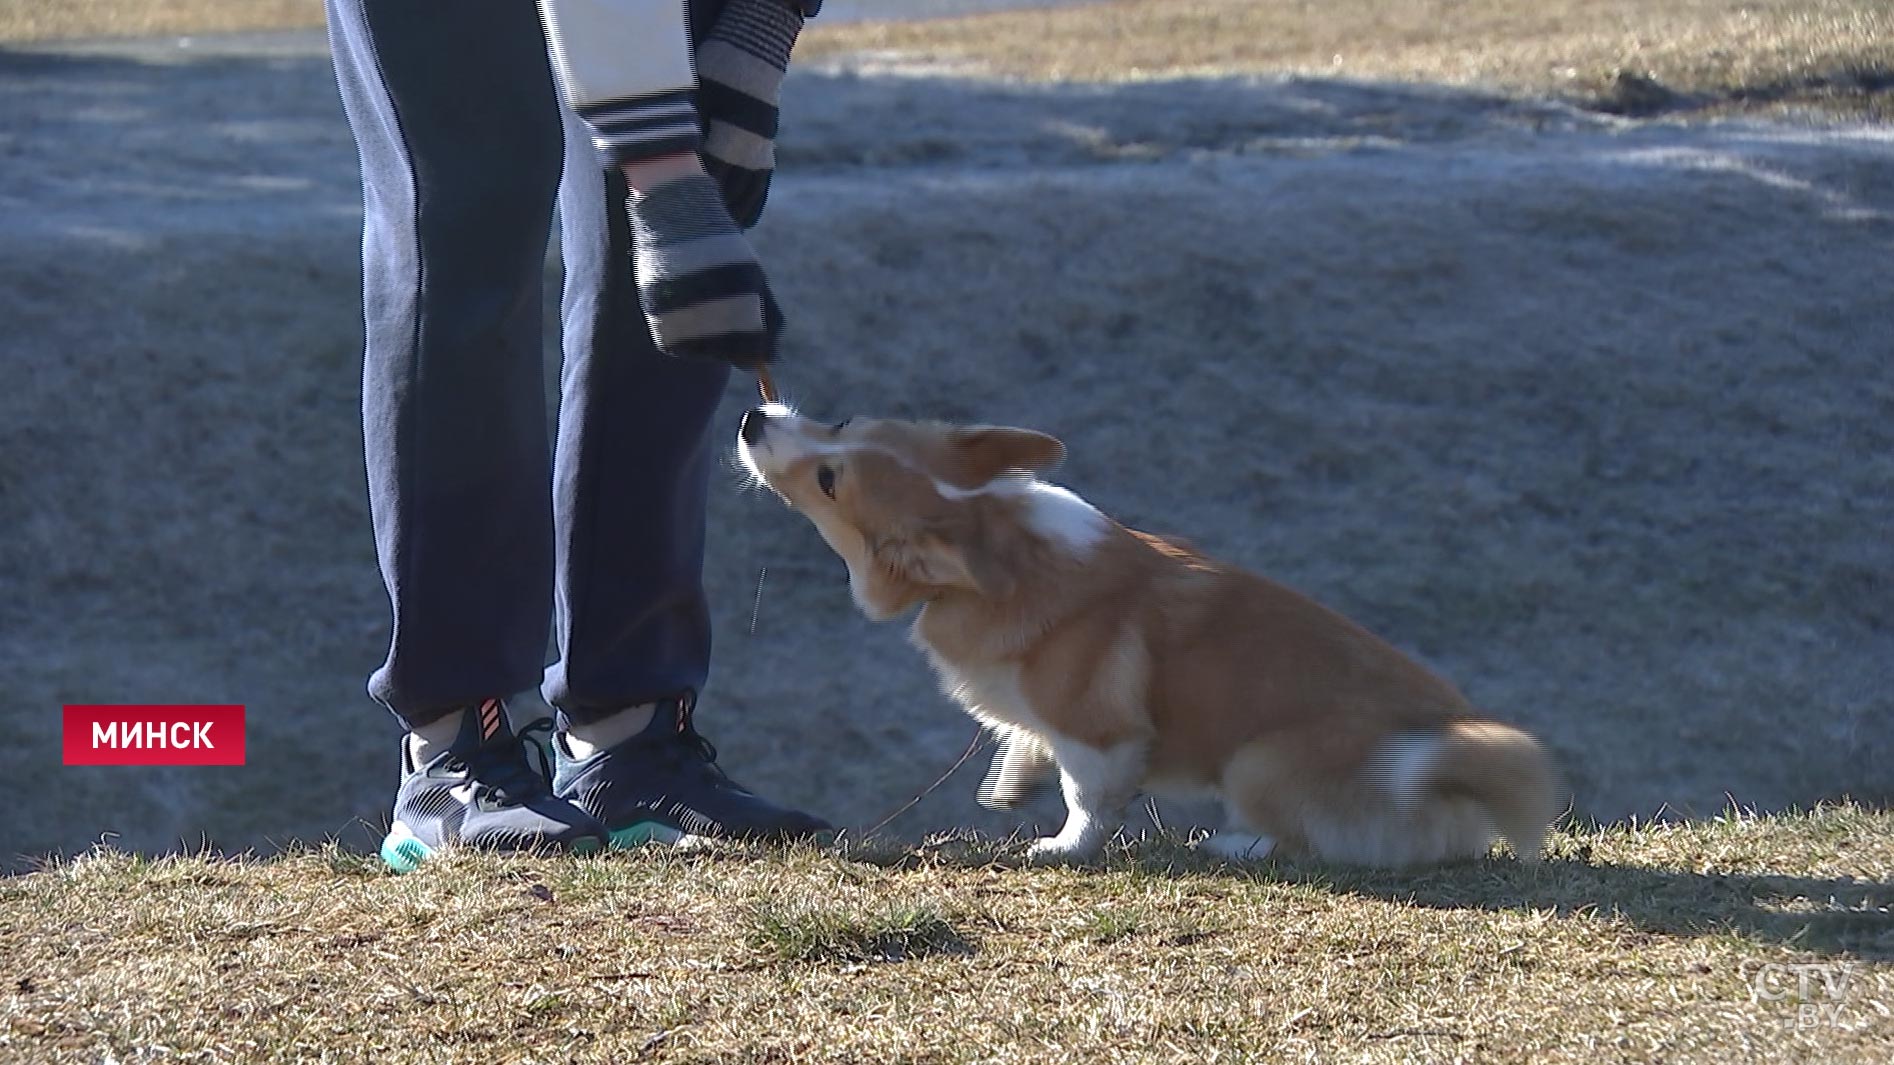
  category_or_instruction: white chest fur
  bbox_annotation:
[925,654,1049,736]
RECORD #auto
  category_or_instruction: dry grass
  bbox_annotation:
[0,0,320,42]
[3,807,1890,1063]
[806,0,1894,117]
[3,0,1887,117]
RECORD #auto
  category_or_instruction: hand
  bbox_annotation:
[694,0,806,228]
[623,156,783,368]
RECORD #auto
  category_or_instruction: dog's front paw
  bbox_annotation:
[1025,836,1096,865]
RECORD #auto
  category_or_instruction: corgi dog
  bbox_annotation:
[737,406,1560,866]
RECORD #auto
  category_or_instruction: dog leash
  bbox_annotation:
[755,365,779,405]
[855,728,993,839]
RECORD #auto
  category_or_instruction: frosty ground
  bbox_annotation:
[1,28,1889,867]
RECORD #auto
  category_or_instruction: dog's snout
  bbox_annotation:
[740,407,768,445]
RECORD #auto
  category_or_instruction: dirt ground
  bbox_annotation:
[2,28,1889,868]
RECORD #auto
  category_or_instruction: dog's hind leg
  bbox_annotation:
[1213,739,1317,859]
[1197,829,1277,861]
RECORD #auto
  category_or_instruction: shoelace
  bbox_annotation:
[666,706,736,784]
[446,725,554,806]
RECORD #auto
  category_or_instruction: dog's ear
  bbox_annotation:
[942,426,1065,489]
[852,542,927,620]
[910,518,1014,598]
[866,517,1014,601]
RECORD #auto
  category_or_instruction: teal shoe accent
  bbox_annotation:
[380,824,433,873]
[608,821,686,849]
[551,695,832,844]
[383,706,609,864]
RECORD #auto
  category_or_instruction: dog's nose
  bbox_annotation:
[740,407,768,445]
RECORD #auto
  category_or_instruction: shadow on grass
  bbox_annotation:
[1312,858,1892,961]
[744,893,976,964]
[836,828,1894,960]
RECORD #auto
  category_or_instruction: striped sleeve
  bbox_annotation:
[537,0,703,166]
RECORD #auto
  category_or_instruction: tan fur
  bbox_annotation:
[739,409,1561,867]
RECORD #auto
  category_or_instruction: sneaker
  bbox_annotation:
[380,698,610,872]
[552,694,832,848]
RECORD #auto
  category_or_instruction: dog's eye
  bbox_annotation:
[817,465,838,498]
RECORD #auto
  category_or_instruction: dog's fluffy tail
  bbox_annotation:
[1380,720,1561,861]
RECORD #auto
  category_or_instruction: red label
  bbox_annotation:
[62,705,247,766]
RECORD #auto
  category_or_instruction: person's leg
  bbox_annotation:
[327,0,604,865]
[330,0,560,723]
[540,120,731,719]
[539,2,826,841]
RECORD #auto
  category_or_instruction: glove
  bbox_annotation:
[695,0,806,228]
[627,171,784,368]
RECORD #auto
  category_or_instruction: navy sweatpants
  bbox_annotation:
[326,0,732,728]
